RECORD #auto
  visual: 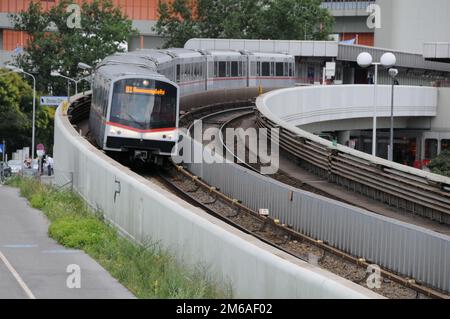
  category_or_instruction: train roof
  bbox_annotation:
[96,62,159,80]
[165,48,203,59]
[205,50,243,57]
[249,52,294,58]
[125,49,173,64]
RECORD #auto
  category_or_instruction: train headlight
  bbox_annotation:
[109,127,122,136]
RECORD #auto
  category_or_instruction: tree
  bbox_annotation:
[10,0,137,95]
[429,150,450,177]
[0,70,52,157]
[260,0,334,41]
[154,0,334,48]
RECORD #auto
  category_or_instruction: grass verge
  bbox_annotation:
[6,177,231,299]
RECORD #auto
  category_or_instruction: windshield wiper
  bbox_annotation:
[124,112,145,129]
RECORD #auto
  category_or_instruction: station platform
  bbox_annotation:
[0,185,134,299]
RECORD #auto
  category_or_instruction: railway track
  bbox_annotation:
[67,95,450,298]
[175,104,450,299]
[153,163,448,299]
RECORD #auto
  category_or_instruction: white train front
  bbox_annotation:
[89,48,295,163]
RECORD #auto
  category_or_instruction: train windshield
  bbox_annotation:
[110,79,177,130]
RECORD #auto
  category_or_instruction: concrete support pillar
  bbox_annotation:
[338,131,351,146]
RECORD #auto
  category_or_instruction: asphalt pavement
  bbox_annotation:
[0,185,134,299]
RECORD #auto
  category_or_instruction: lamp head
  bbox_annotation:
[388,68,399,79]
[5,65,23,73]
[78,62,92,70]
[357,52,373,68]
[381,52,396,68]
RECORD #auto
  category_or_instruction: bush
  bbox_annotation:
[429,150,450,177]
[6,177,230,299]
[49,217,111,249]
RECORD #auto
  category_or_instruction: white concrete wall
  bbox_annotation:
[267,85,437,127]
[257,85,450,185]
[53,102,380,299]
[376,0,450,54]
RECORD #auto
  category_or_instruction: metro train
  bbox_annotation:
[89,48,295,163]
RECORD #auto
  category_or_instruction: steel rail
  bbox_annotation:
[170,162,449,299]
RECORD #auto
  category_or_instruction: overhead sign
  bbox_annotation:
[40,96,68,106]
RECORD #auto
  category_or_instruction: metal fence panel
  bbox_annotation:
[184,137,450,292]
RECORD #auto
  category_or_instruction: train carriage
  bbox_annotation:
[90,62,179,163]
[89,48,294,163]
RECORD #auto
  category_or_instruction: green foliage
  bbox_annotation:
[429,150,450,177]
[49,217,110,248]
[155,0,334,48]
[7,177,230,299]
[10,0,137,95]
[0,69,52,156]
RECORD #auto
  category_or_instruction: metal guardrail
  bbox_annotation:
[320,0,374,14]
[183,134,450,294]
[255,104,450,225]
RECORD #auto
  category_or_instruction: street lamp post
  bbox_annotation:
[5,65,36,159]
[51,71,78,97]
[357,52,397,157]
[388,68,399,162]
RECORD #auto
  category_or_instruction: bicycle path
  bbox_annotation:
[0,185,135,299]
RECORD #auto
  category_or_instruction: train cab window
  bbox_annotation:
[103,87,109,117]
[110,78,177,130]
[231,61,239,77]
[425,139,438,159]
[276,62,284,76]
[218,61,227,77]
[261,62,270,77]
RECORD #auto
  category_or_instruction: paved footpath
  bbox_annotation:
[0,185,134,299]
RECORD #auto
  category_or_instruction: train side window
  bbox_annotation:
[257,62,261,76]
[441,139,450,152]
[176,64,181,82]
[218,61,226,77]
[425,139,438,159]
[276,62,284,76]
[261,62,270,77]
[290,63,294,77]
[231,61,238,77]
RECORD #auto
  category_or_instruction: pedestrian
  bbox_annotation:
[46,156,54,176]
[40,155,46,176]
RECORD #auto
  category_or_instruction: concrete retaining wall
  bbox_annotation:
[54,101,380,299]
